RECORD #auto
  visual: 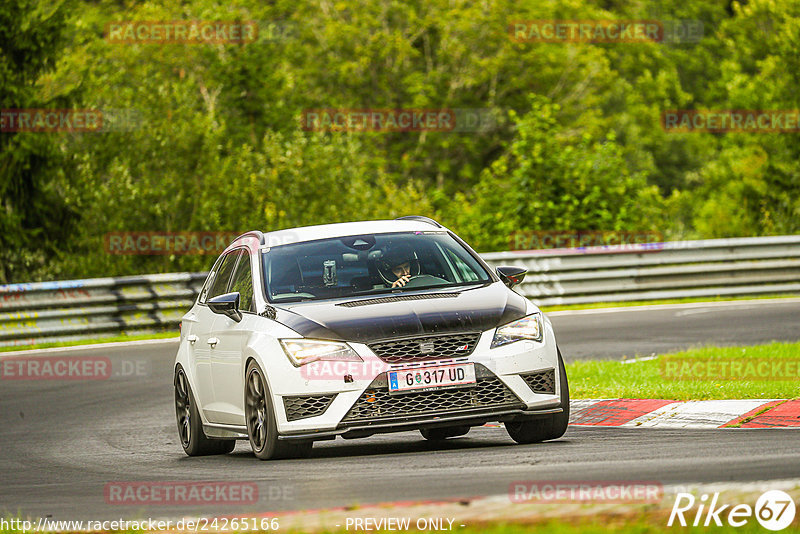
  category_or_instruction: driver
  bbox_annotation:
[377,244,421,288]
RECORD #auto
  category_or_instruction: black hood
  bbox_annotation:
[274,282,528,343]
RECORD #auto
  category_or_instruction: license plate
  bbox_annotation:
[388,363,476,394]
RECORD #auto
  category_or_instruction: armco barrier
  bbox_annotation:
[1,236,798,347]
[0,273,206,347]
[482,234,800,306]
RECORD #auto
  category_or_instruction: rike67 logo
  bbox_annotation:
[668,490,796,531]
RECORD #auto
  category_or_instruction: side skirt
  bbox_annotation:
[203,423,249,440]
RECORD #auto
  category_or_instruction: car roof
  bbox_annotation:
[259,219,449,248]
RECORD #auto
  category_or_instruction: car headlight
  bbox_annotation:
[491,313,543,348]
[280,339,363,367]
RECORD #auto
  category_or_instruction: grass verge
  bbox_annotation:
[566,341,800,400]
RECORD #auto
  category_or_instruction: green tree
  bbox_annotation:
[445,95,662,251]
[0,0,76,283]
[687,0,800,237]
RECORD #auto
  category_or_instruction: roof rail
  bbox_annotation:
[395,215,443,228]
[231,230,265,245]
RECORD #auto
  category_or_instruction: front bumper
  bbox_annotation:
[275,362,561,440]
[338,363,546,424]
[269,322,562,437]
[278,405,564,441]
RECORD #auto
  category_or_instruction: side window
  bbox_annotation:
[198,271,215,303]
[199,256,224,303]
[229,252,255,313]
[206,251,239,300]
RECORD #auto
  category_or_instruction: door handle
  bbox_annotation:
[186,334,198,344]
[207,337,219,348]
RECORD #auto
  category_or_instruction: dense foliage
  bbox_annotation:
[1,0,798,282]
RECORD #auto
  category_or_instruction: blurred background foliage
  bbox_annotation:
[1,0,799,282]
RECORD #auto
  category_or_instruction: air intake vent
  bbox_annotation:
[520,369,556,394]
[337,293,459,308]
[283,394,337,421]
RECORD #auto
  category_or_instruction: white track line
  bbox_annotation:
[546,297,800,316]
[0,337,179,358]
[623,400,777,428]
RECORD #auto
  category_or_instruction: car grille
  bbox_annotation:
[283,394,337,421]
[368,333,481,364]
[520,369,556,394]
[342,364,523,423]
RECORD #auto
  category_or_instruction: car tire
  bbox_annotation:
[174,366,236,456]
[245,361,312,460]
[505,347,569,444]
[420,425,471,441]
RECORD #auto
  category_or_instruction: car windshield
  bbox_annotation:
[262,231,492,303]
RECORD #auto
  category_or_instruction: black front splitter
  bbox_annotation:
[277,404,563,441]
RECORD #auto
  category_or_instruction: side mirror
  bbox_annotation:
[496,266,527,288]
[208,292,242,322]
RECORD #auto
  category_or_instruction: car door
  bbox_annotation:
[207,248,255,424]
[191,250,239,420]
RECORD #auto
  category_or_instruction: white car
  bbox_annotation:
[174,216,569,460]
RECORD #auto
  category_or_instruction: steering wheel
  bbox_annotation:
[400,274,449,288]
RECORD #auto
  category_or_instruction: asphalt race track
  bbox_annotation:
[1,300,799,520]
[551,298,800,361]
